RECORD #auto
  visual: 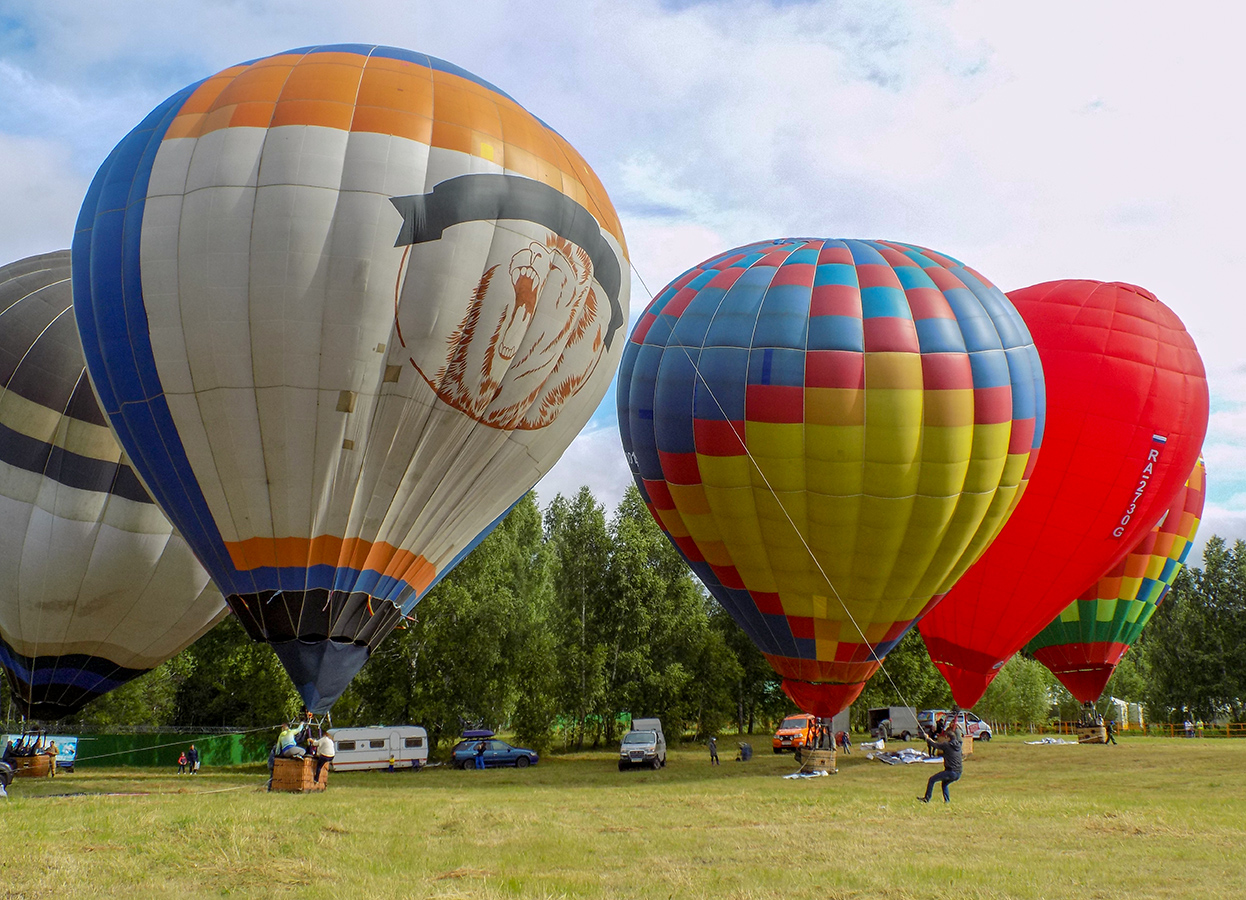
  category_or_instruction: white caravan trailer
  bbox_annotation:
[328,726,428,771]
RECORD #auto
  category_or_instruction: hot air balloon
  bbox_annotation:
[919,281,1209,707]
[0,250,226,719]
[1026,456,1206,703]
[72,45,629,712]
[618,239,1044,716]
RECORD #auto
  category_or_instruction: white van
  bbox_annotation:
[328,726,428,771]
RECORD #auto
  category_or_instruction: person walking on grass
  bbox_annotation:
[1105,720,1117,745]
[918,724,963,804]
[708,735,719,765]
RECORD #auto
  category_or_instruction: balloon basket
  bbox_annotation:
[1076,725,1107,744]
[271,756,328,793]
[11,755,51,778]
[797,748,837,775]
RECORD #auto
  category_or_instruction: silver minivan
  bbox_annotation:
[618,717,667,770]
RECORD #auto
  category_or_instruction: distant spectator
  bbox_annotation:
[45,740,57,777]
[177,751,188,774]
[1105,720,1117,745]
[708,736,719,765]
[836,731,852,755]
[188,743,200,774]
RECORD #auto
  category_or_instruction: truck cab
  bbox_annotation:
[619,717,667,770]
[772,714,815,754]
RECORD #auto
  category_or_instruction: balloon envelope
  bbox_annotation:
[1027,456,1205,703]
[0,250,226,719]
[919,280,1209,707]
[72,46,629,712]
[618,239,1044,716]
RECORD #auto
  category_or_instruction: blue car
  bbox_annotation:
[452,738,539,769]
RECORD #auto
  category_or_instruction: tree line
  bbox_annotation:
[5,490,1243,748]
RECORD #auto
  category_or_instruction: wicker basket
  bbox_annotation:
[11,754,51,778]
[271,756,328,793]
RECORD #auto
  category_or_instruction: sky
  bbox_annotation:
[1,0,1243,561]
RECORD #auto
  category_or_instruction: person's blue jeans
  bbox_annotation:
[475,754,485,769]
[924,769,961,802]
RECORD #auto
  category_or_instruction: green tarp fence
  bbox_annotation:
[71,731,273,768]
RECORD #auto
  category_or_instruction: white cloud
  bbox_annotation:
[1189,504,1246,566]
[533,425,634,512]
[2,0,1244,519]
[0,134,86,258]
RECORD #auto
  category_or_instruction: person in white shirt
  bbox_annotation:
[313,733,335,782]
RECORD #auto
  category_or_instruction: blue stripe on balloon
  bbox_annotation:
[860,286,911,320]
[748,347,804,388]
[893,265,938,290]
[1003,345,1040,419]
[943,287,1003,353]
[654,350,698,454]
[815,263,858,287]
[754,284,812,349]
[915,317,967,354]
[807,315,864,352]
[968,349,1012,390]
[845,240,887,266]
[72,80,246,597]
[0,646,130,694]
[692,347,747,420]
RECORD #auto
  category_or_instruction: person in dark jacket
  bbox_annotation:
[918,726,963,803]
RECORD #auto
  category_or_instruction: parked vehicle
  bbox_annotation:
[917,709,993,741]
[452,738,539,769]
[772,709,850,758]
[772,714,815,754]
[619,717,667,770]
[868,707,920,741]
[328,726,428,771]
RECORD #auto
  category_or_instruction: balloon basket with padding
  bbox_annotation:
[798,748,836,775]
[12,755,51,778]
[1076,726,1107,744]
[271,757,328,793]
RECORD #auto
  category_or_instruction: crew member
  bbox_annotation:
[918,725,963,804]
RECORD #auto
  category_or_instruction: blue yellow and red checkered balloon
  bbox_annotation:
[618,239,1045,716]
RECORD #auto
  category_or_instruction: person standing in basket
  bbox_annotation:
[918,725,963,804]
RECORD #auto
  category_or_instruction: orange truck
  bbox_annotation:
[772,713,816,754]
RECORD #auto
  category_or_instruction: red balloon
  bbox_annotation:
[918,281,1208,707]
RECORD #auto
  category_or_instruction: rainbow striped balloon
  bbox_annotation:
[1028,456,1206,703]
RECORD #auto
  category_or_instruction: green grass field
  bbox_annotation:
[3,735,1244,899]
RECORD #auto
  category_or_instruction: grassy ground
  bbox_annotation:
[2,735,1243,900]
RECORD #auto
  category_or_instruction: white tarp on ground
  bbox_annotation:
[869,748,943,765]
[1025,737,1078,745]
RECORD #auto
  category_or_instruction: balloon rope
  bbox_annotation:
[629,262,921,716]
